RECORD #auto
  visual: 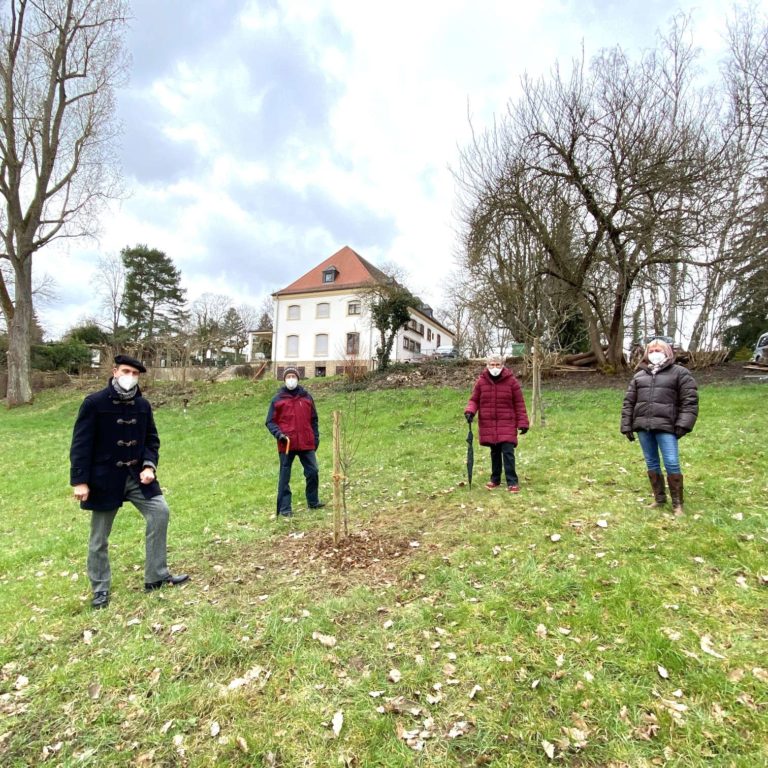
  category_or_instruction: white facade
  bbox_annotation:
[271,290,454,377]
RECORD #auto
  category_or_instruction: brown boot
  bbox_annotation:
[667,473,684,516]
[647,471,667,508]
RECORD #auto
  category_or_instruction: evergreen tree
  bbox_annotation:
[121,245,186,349]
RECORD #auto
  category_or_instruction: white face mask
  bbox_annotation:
[285,377,298,390]
[488,366,502,377]
[117,374,139,391]
[648,352,666,365]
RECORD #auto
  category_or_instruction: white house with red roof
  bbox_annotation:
[259,246,454,378]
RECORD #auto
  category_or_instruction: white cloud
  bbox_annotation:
[34,0,735,338]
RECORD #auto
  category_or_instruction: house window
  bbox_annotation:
[286,335,299,357]
[347,301,361,316]
[322,267,337,284]
[315,366,326,377]
[287,304,300,320]
[436,334,441,347]
[346,332,360,355]
[316,302,330,319]
[315,334,329,356]
[427,329,433,341]
[403,337,421,353]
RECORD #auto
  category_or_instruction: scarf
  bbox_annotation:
[111,379,138,401]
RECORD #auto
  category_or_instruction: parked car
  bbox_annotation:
[752,331,768,364]
[433,345,457,358]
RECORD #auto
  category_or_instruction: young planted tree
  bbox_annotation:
[0,0,128,406]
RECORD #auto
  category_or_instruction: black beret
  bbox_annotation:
[114,354,147,373]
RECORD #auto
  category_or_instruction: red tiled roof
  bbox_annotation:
[274,246,390,295]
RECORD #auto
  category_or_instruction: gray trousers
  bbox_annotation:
[87,476,171,592]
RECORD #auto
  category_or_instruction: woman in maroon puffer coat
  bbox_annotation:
[464,354,530,492]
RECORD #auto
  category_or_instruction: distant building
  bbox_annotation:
[269,245,454,378]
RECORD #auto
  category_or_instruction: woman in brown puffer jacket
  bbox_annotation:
[620,339,698,515]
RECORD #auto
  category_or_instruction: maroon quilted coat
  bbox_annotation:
[465,367,529,446]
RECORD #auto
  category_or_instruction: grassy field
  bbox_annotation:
[0,375,766,767]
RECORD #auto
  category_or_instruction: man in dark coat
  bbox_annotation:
[70,354,188,609]
[621,338,698,515]
[464,354,530,492]
[265,367,325,517]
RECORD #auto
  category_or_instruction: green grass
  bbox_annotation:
[0,377,766,766]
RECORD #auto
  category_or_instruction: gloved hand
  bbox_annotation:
[623,431,635,442]
[464,412,474,424]
[519,427,528,435]
[278,433,288,442]
[674,426,689,439]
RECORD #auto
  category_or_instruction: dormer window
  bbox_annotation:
[322,266,338,284]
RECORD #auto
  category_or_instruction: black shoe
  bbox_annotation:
[309,502,326,509]
[144,573,189,592]
[277,509,293,517]
[91,591,110,609]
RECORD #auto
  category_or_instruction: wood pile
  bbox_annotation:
[554,350,602,372]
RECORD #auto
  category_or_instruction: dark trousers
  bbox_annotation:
[489,442,517,486]
[277,450,319,514]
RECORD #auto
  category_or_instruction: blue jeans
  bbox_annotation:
[276,450,320,514]
[489,442,518,486]
[637,430,680,474]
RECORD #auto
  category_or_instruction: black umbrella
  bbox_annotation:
[276,436,291,517]
[466,420,474,489]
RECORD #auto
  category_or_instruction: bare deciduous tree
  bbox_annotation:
[0,0,128,405]
[455,17,724,368]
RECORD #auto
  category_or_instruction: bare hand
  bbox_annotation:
[73,483,90,502]
[139,467,156,484]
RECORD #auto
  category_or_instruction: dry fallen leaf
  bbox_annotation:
[752,667,768,683]
[312,631,337,648]
[447,720,472,739]
[699,635,726,659]
[87,682,101,700]
[388,668,402,683]
[535,624,548,639]
[657,665,669,679]
[209,721,220,738]
[331,710,344,737]
[542,739,556,759]
[468,685,482,700]
[235,736,248,753]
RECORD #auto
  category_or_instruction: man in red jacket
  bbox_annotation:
[265,367,325,517]
[464,354,530,492]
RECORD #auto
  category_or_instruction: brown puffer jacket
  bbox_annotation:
[620,361,698,435]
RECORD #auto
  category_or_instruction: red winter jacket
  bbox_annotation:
[465,367,529,446]
[265,385,319,453]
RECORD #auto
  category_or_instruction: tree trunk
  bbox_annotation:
[5,260,34,407]
[577,296,606,366]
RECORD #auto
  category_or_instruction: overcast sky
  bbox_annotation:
[36,0,738,338]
